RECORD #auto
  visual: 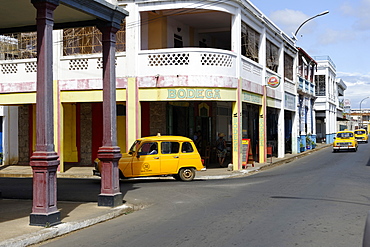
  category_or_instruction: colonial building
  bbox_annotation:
[314,56,339,143]
[296,48,317,152]
[0,0,300,174]
[335,78,348,131]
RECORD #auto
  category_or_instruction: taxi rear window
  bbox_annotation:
[355,130,366,135]
[181,142,194,153]
[337,132,353,138]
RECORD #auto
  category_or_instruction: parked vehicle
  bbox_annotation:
[333,130,358,152]
[354,129,368,143]
[94,134,206,181]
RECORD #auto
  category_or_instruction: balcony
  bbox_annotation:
[0,47,266,93]
[137,48,240,88]
[297,76,315,96]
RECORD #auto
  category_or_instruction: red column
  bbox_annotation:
[97,23,122,207]
[29,0,60,226]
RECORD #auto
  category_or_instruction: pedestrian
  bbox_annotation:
[215,133,227,167]
[195,131,203,152]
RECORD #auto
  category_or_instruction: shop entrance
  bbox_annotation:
[284,111,293,154]
[166,102,213,157]
[267,107,278,156]
[169,103,190,137]
[242,103,259,162]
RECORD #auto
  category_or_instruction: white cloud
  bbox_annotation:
[318,29,356,45]
[337,71,370,108]
[269,9,309,36]
[340,0,370,31]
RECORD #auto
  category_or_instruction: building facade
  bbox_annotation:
[0,0,304,171]
[314,56,338,144]
[296,48,317,152]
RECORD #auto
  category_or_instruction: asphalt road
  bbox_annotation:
[36,143,370,247]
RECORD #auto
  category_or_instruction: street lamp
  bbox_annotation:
[292,10,329,40]
[360,96,369,128]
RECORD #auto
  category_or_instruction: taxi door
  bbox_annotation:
[132,142,160,176]
[159,141,180,174]
[178,141,202,169]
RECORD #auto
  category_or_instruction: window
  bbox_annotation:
[241,22,260,62]
[0,32,37,60]
[161,142,180,154]
[315,75,326,96]
[355,130,366,135]
[129,140,141,154]
[138,142,158,155]
[63,22,126,56]
[181,142,194,153]
[284,53,293,80]
[337,132,353,138]
[266,40,279,72]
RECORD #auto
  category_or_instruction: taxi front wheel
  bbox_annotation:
[178,168,195,181]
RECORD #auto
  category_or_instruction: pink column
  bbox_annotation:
[97,23,122,207]
[29,0,60,226]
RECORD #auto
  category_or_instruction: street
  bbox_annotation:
[35,144,370,247]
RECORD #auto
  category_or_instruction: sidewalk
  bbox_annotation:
[0,143,330,247]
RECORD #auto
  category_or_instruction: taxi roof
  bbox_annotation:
[137,135,193,142]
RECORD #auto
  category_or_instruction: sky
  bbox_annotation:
[252,0,370,109]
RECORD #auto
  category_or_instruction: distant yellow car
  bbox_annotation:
[94,135,205,181]
[354,129,368,143]
[333,130,358,152]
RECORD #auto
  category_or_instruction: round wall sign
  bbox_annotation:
[267,76,280,88]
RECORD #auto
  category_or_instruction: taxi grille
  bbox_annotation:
[336,142,351,146]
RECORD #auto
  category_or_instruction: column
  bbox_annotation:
[30,0,60,227]
[259,28,267,163]
[277,108,284,158]
[231,9,242,170]
[277,44,285,158]
[125,3,140,145]
[126,77,140,146]
[259,86,267,163]
[97,22,122,207]
[232,80,242,170]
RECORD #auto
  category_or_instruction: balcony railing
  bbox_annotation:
[297,76,315,96]
[0,48,267,92]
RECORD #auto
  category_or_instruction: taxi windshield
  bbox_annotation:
[129,140,141,154]
[337,132,353,138]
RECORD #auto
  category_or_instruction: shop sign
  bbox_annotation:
[242,91,262,104]
[267,76,280,88]
[284,93,295,111]
[167,88,221,100]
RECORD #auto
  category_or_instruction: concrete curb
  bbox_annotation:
[0,204,139,247]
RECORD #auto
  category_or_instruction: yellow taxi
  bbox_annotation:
[333,130,358,152]
[354,129,368,143]
[94,134,206,181]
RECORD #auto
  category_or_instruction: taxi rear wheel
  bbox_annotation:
[178,168,195,181]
